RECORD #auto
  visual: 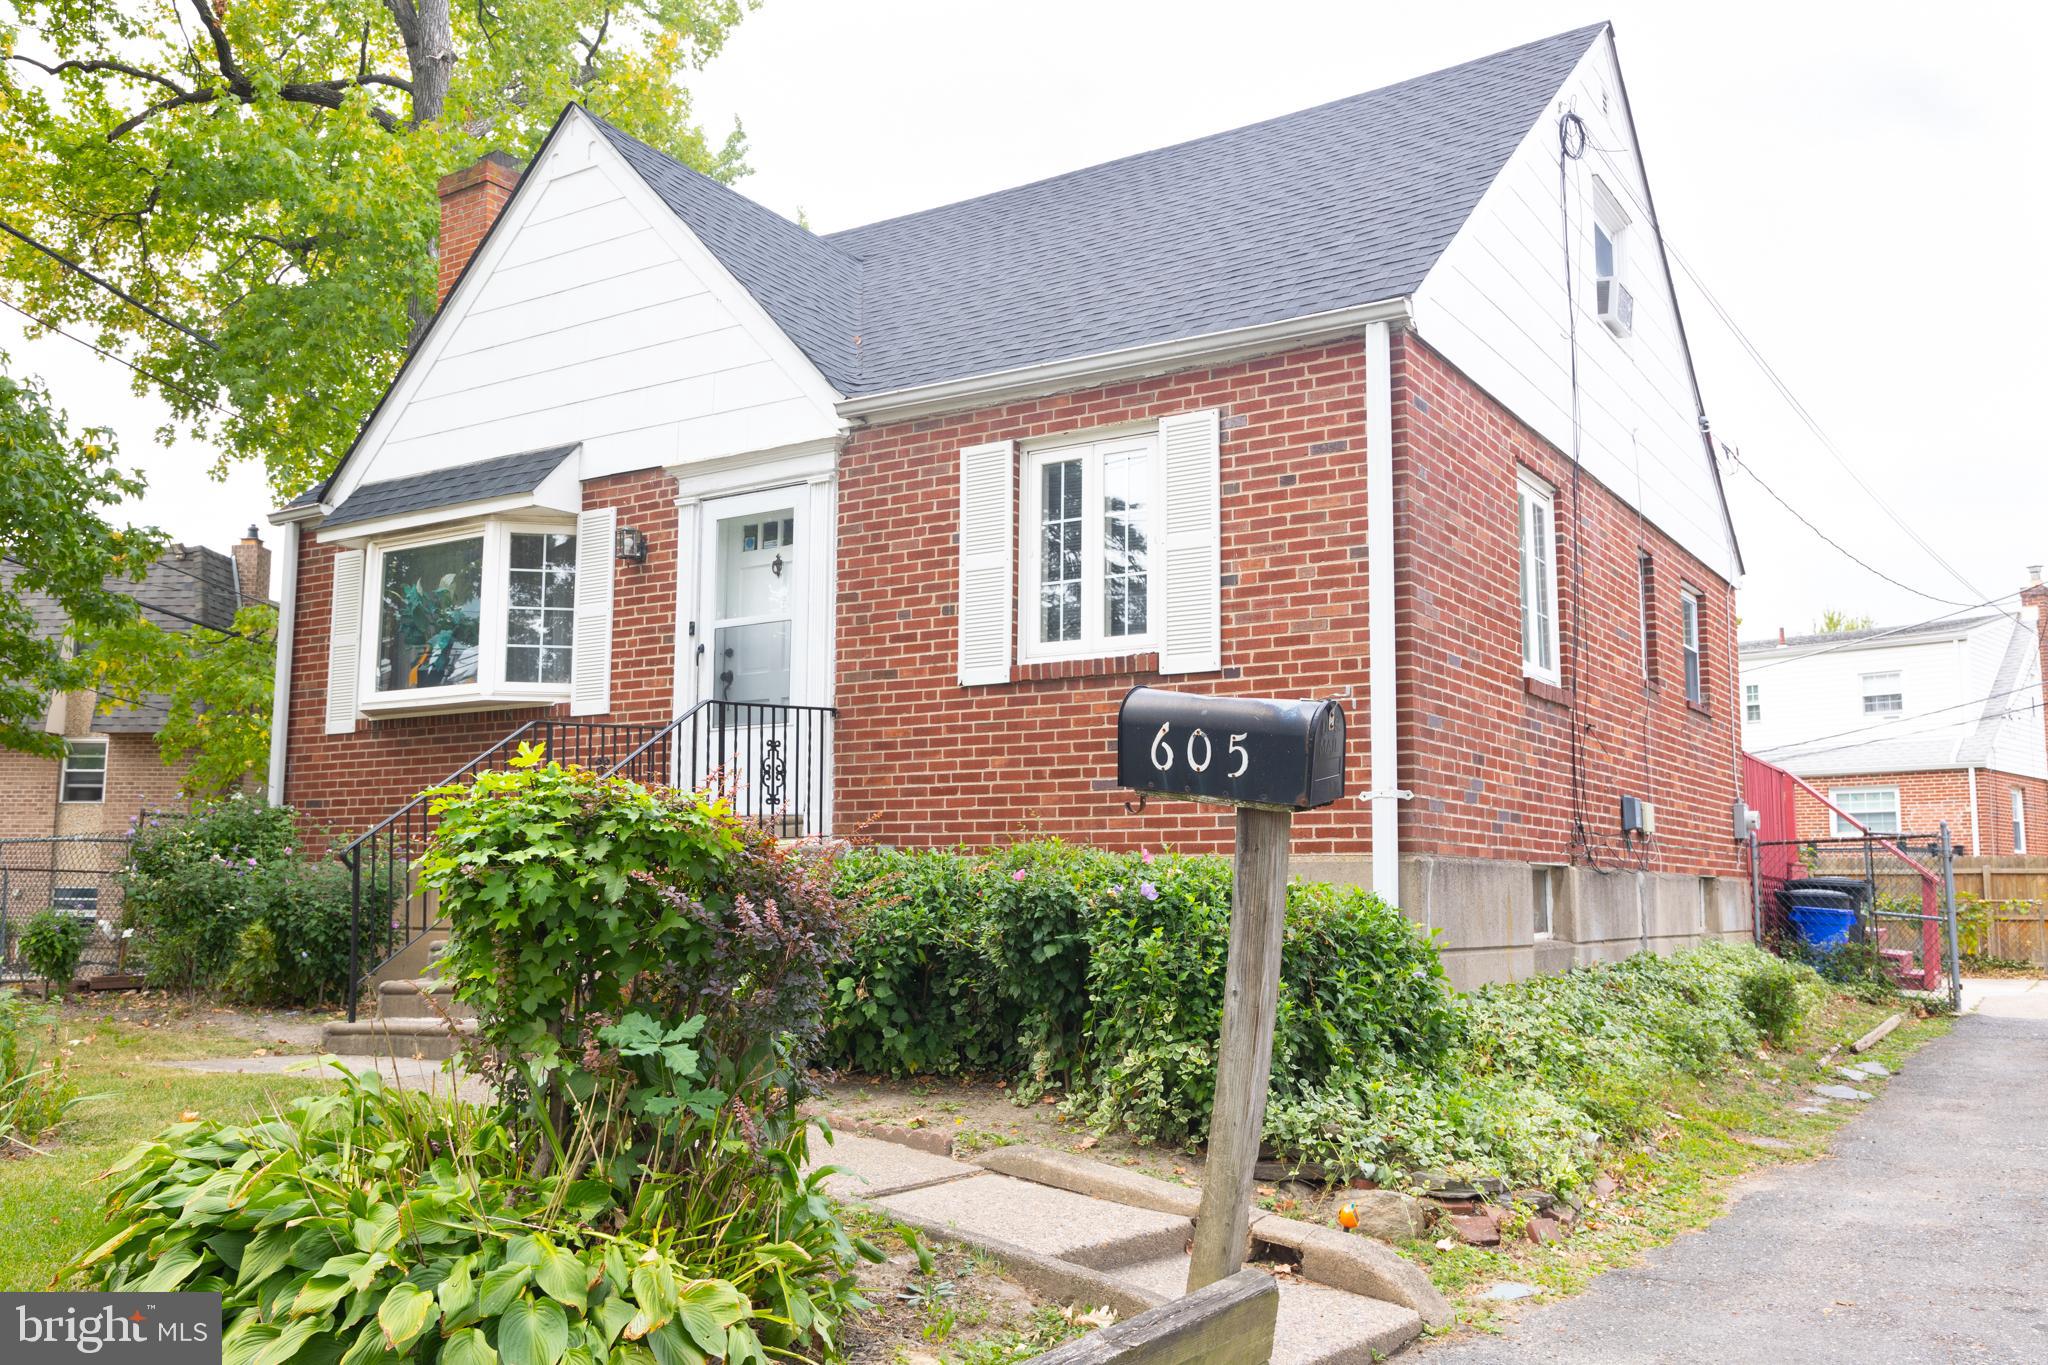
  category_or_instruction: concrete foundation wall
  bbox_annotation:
[1290,851,1752,991]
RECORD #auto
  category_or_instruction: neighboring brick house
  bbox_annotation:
[271,23,1752,988]
[1742,579,2048,856]
[0,534,270,839]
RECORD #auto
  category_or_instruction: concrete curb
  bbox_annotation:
[975,1145,1203,1218]
[821,1110,955,1156]
[882,1209,1166,1320]
[1249,1214,1454,1329]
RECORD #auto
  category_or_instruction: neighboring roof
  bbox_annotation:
[1738,614,2001,655]
[0,545,242,734]
[590,23,1606,397]
[322,445,578,530]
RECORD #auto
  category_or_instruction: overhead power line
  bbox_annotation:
[0,217,217,350]
[0,295,229,417]
[1742,586,2037,676]
[1667,241,1987,602]
[1753,680,2043,760]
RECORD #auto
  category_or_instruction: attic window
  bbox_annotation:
[1589,177,1633,337]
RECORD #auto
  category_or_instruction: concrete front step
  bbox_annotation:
[875,1172,1192,1271]
[1117,1254,1423,1363]
[322,1015,475,1060]
[376,977,474,1021]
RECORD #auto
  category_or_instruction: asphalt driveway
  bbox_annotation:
[1417,988,2048,1364]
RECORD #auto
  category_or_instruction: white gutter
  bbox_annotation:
[265,519,300,806]
[1967,765,1981,856]
[1364,320,1402,906]
[838,297,1415,424]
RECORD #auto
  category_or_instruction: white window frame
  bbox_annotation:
[1830,786,1901,837]
[2013,788,2028,854]
[1589,176,1631,311]
[1018,431,1161,663]
[1745,682,1761,723]
[358,515,579,714]
[1516,470,1561,685]
[58,738,107,804]
[1861,671,1904,716]
[1680,588,1704,705]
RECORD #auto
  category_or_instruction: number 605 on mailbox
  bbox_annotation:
[1116,686,1347,811]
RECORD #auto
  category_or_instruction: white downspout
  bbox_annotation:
[1967,765,1981,856]
[265,519,300,806]
[1365,321,1402,905]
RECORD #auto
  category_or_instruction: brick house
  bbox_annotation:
[270,23,1752,989]
[1741,578,2048,856]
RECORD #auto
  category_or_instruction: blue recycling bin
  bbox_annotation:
[1777,887,1858,949]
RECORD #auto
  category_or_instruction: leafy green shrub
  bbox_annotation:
[17,909,89,996]
[1780,938,1900,1003]
[78,1067,871,1363]
[119,795,353,1004]
[826,843,1458,1143]
[1,988,83,1147]
[1739,954,1825,1043]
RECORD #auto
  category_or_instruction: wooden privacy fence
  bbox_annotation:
[1955,856,2048,967]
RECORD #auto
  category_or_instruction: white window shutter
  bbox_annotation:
[571,507,617,716]
[323,549,364,734]
[957,440,1015,686]
[1157,409,1222,674]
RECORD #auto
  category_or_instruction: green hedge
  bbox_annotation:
[823,842,1459,1143]
[825,842,1828,1191]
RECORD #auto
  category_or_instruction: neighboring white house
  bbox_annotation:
[1740,596,2047,853]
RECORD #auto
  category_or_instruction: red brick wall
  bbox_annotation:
[832,331,1743,875]
[1392,335,1743,876]
[1792,767,2048,855]
[278,468,678,843]
[836,342,1373,855]
[436,154,521,306]
[0,726,193,839]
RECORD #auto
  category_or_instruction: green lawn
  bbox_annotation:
[1,1007,330,1291]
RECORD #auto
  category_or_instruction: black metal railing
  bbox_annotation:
[338,705,835,1020]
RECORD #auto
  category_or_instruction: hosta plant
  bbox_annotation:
[76,1066,875,1363]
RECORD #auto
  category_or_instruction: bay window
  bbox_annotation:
[363,520,577,708]
[1021,434,1156,660]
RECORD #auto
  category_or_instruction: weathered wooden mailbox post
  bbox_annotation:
[1116,686,1347,1293]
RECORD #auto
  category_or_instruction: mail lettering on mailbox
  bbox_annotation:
[1116,687,1346,811]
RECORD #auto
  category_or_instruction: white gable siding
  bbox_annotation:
[1412,32,1738,582]
[1740,619,2046,780]
[328,110,843,506]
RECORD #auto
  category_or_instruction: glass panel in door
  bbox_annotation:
[711,508,797,704]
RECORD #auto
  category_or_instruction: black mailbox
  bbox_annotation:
[1117,687,1346,811]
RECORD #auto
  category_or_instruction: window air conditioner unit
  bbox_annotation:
[1596,277,1634,337]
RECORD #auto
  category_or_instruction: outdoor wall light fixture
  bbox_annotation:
[614,526,649,563]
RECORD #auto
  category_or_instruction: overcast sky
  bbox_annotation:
[7,0,2043,625]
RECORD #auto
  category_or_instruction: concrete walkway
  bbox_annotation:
[170,1052,490,1100]
[811,1130,1436,1364]
[1416,1005,2048,1364]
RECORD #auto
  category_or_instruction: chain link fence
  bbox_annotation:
[1754,826,1961,1007]
[0,835,138,983]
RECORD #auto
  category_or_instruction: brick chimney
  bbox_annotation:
[436,151,522,305]
[234,525,272,605]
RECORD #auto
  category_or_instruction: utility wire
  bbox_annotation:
[1741,586,2036,675]
[0,555,263,641]
[1667,241,1986,602]
[1721,444,1983,609]
[0,295,230,417]
[0,217,217,349]
[1752,680,2043,759]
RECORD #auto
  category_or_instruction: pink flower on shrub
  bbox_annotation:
[1140,881,1158,901]
[1011,868,1028,882]
[1141,849,1155,865]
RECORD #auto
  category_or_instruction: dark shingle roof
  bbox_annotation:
[0,545,242,733]
[590,23,1605,397]
[322,445,578,529]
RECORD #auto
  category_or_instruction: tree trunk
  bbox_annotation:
[386,0,455,127]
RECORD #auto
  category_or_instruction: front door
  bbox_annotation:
[692,488,825,831]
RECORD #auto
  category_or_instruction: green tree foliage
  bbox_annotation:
[2,0,757,496]
[85,602,277,796]
[1816,608,1875,633]
[0,358,162,757]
